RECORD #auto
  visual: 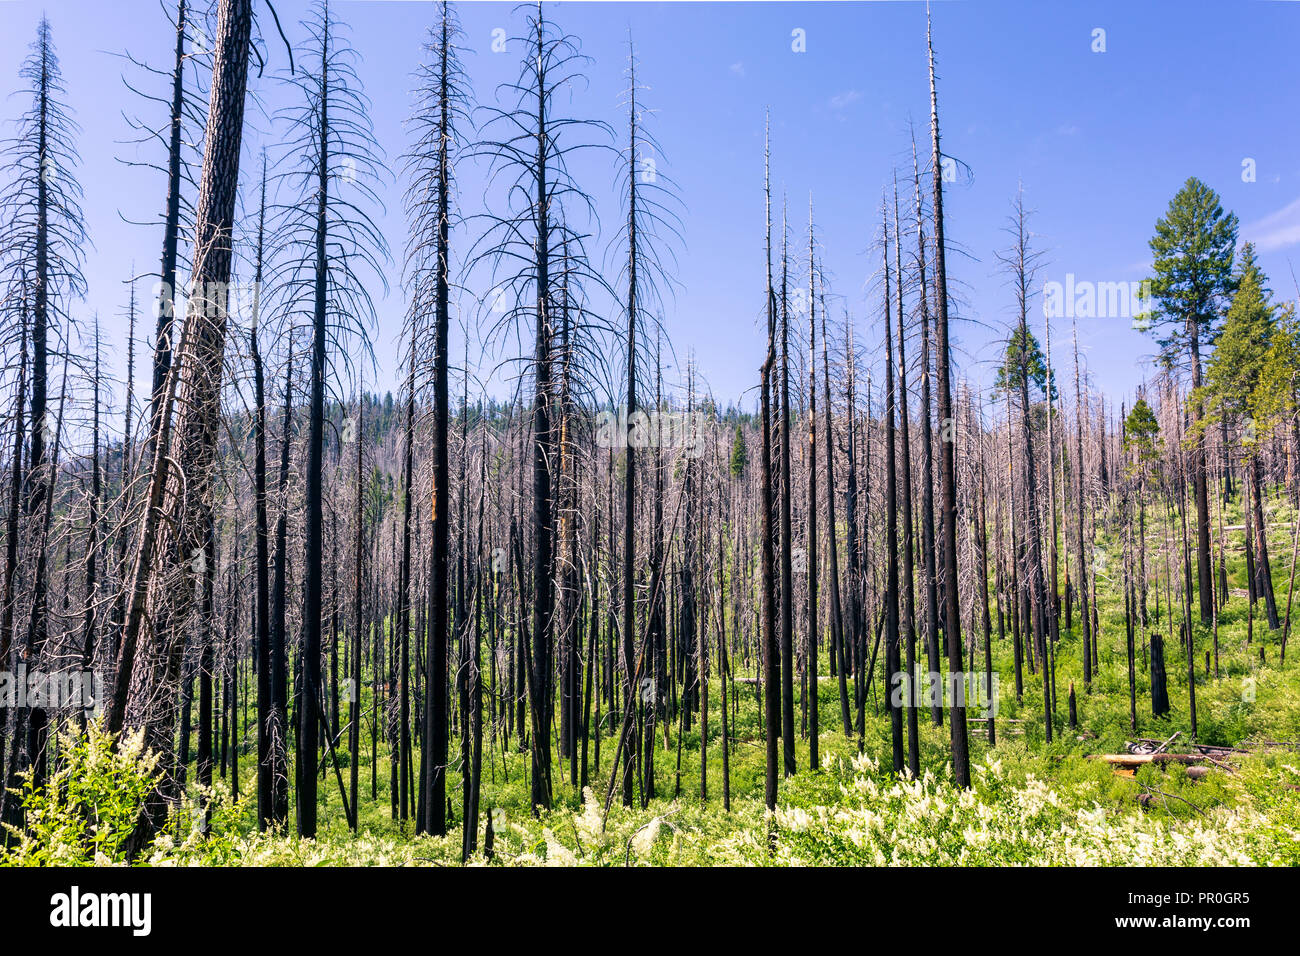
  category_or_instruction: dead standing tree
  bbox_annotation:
[805,197,819,767]
[892,175,920,776]
[609,38,681,805]
[993,187,1054,738]
[880,196,904,774]
[0,15,88,820]
[760,116,780,811]
[267,0,388,836]
[927,13,970,785]
[467,1,612,813]
[909,136,942,726]
[404,0,470,838]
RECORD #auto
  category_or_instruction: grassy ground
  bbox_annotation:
[6,492,1300,865]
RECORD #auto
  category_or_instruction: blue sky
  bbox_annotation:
[3,0,1299,423]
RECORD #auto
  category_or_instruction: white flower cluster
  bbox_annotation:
[766,753,1275,866]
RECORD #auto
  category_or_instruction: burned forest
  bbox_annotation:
[0,0,1298,882]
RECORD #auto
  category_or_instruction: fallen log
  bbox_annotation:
[1093,753,1209,766]
[1098,753,1235,777]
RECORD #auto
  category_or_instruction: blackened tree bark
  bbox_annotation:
[893,178,920,776]
[109,0,252,774]
[778,205,796,777]
[911,137,942,727]
[760,117,780,811]
[248,156,273,830]
[805,197,819,769]
[928,13,970,785]
[1072,324,1093,692]
[407,1,465,838]
[820,299,852,735]
[881,200,904,774]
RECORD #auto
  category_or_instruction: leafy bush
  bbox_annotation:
[1,720,159,866]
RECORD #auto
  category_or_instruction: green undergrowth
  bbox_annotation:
[4,709,1297,866]
[6,491,1300,865]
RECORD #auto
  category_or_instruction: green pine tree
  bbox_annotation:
[1201,243,1287,444]
[729,423,747,478]
[1141,177,1239,364]
[1140,175,1238,625]
[1122,396,1161,472]
[994,326,1056,400]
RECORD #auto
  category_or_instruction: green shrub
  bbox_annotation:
[1,720,160,866]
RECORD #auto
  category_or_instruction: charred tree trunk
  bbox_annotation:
[928,13,971,785]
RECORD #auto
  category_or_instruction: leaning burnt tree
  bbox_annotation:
[115,0,207,469]
[107,0,253,796]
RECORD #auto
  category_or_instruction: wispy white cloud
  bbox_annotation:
[729,61,745,78]
[1243,197,1300,252]
[828,89,862,111]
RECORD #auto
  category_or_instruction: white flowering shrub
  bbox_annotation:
[1,720,159,866]
[6,719,1296,867]
[760,753,1285,866]
[421,749,1297,867]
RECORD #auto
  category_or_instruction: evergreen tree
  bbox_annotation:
[1123,397,1161,465]
[994,326,1055,401]
[729,423,747,478]
[1141,176,1238,624]
[1204,243,1273,424]
[1204,243,1288,628]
